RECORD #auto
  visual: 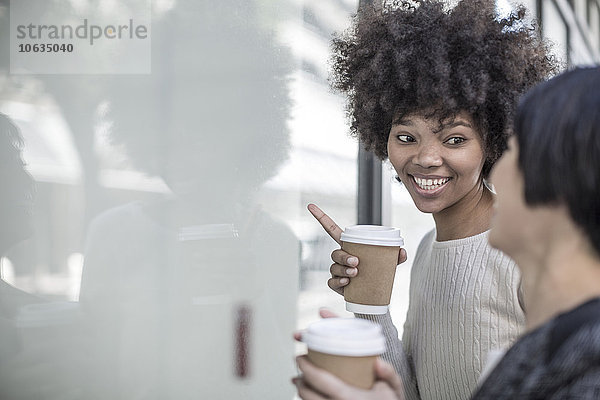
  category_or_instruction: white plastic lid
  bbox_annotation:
[301,318,386,356]
[340,225,404,247]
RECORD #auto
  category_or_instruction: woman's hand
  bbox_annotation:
[307,203,407,296]
[293,356,405,400]
[293,308,339,341]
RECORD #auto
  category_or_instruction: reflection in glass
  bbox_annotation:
[1,1,299,398]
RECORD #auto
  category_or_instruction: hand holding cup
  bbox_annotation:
[308,204,406,313]
[307,204,407,296]
[294,356,405,400]
[293,317,405,400]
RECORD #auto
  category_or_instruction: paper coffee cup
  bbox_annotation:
[341,225,403,314]
[302,318,386,389]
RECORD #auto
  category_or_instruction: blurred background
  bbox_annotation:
[0,0,598,398]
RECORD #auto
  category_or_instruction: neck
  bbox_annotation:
[514,216,600,331]
[433,182,494,241]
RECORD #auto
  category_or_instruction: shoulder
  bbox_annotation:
[546,309,600,397]
[546,317,600,398]
[549,299,600,362]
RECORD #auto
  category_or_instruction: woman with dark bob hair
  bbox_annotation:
[305,0,557,399]
[297,66,600,400]
[475,65,600,399]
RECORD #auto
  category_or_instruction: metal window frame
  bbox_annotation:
[540,0,600,63]
[356,0,383,225]
[538,0,572,65]
[587,0,600,47]
[358,146,382,225]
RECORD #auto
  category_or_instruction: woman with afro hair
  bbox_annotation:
[305,0,558,399]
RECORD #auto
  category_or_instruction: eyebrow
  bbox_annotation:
[393,118,413,126]
[443,121,472,129]
[392,118,472,129]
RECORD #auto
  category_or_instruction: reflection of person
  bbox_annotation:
[78,2,297,399]
[296,66,600,400]
[0,113,39,356]
[0,113,50,398]
[309,1,557,399]
[0,114,35,257]
[0,114,88,399]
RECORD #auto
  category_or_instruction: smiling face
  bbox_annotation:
[387,111,487,215]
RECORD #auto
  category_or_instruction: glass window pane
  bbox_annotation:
[0,1,358,398]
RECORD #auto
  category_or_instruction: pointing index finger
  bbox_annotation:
[307,203,343,245]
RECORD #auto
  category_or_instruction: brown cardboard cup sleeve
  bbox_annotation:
[301,318,386,389]
[340,225,404,314]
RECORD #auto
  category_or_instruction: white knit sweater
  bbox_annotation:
[359,229,524,400]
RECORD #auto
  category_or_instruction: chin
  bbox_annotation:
[415,205,436,214]
[412,200,446,215]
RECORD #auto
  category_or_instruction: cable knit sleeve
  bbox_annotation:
[356,312,421,400]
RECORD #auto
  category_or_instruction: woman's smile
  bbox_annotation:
[410,174,452,197]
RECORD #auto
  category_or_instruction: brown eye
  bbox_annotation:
[397,134,415,143]
[446,137,465,145]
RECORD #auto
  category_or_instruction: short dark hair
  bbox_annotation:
[330,0,558,177]
[514,67,600,254]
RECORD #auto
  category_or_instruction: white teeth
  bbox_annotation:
[413,177,449,190]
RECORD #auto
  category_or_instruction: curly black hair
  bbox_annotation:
[331,0,559,177]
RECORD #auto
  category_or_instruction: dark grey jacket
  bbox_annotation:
[472,297,600,399]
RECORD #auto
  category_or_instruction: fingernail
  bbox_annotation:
[347,257,358,266]
[346,268,356,276]
[340,278,349,284]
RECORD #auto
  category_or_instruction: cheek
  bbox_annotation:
[490,189,527,250]
[387,146,409,172]
[453,151,486,181]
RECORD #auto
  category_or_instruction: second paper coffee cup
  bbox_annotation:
[302,318,386,389]
[341,225,404,314]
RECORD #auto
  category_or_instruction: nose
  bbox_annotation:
[413,143,443,168]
